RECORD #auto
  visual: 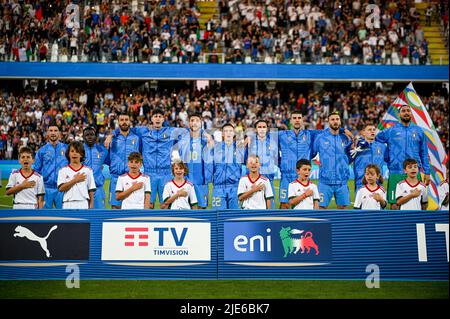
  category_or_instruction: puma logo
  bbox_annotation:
[13,225,58,258]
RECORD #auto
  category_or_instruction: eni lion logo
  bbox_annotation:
[279,226,319,258]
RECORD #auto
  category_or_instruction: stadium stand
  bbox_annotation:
[0,0,448,64]
[0,80,448,160]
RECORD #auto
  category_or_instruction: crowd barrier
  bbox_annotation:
[0,62,448,81]
[0,209,447,280]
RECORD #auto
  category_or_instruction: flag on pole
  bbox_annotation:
[378,83,448,210]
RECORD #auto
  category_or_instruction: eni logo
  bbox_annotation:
[279,227,319,257]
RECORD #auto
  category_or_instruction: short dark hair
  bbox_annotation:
[117,112,129,118]
[222,123,235,131]
[19,146,34,158]
[189,112,203,120]
[328,111,341,119]
[403,158,418,169]
[152,109,165,117]
[254,119,268,127]
[128,152,143,163]
[290,110,303,117]
[83,126,97,135]
[66,141,85,162]
[296,159,311,170]
[48,121,60,130]
[362,123,376,129]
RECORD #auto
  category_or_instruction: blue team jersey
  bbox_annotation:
[375,122,430,175]
[246,131,278,176]
[109,131,141,176]
[83,143,109,187]
[312,129,353,185]
[278,129,321,176]
[177,130,211,185]
[33,142,68,188]
[210,141,245,186]
[353,141,386,187]
[132,126,187,175]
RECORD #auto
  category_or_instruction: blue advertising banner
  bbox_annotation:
[0,209,447,280]
[224,220,331,262]
[218,210,448,281]
[0,210,217,280]
[0,62,448,81]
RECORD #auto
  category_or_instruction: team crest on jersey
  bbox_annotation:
[377,147,381,155]
[98,153,101,159]
[302,134,306,141]
[412,132,417,139]
[163,133,167,139]
[324,141,329,145]
[61,150,64,156]
[132,139,135,145]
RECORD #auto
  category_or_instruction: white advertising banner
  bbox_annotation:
[102,222,211,261]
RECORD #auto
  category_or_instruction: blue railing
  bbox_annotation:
[0,62,448,81]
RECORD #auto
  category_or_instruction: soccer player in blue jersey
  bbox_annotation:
[375,105,430,209]
[177,113,213,209]
[352,124,386,191]
[128,109,187,208]
[33,124,68,208]
[209,123,246,209]
[246,119,278,206]
[107,113,141,209]
[83,126,109,209]
[278,111,322,209]
[312,112,353,209]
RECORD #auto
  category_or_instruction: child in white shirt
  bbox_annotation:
[438,169,448,210]
[238,155,274,209]
[162,160,198,210]
[354,164,387,210]
[115,152,151,209]
[396,158,428,210]
[58,141,96,209]
[6,146,45,209]
[288,159,320,210]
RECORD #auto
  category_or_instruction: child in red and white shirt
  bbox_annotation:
[162,160,198,210]
[354,164,387,210]
[396,158,428,210]
[115,152,151,209]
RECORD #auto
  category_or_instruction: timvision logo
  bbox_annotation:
[224,218,331,264]
[101,222,211,261]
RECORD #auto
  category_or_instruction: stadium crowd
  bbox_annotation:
[0,81,448,160]
[0,0,448,64]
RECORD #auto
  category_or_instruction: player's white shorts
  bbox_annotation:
[62,200,89,209]
[13,204,37,209]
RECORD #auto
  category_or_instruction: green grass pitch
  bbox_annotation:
[0,179,447,299]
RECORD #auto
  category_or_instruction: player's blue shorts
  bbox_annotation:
[93,186,106,209]
[194,184,209,208]
[318,181,350,208]
[211,185,239,209]
[109,175,122,207]
[279,175,297,204]
[149,173,172,205]
[44,187,63,209]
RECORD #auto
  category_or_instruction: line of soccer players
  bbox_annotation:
[5,106,449,211]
